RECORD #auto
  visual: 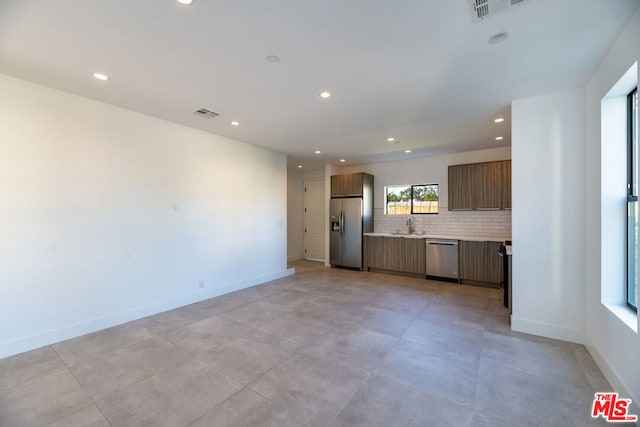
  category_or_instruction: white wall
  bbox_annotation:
[584,7,640,409]
[511,88,586,344]
[0,75,291,358]
[287,169,304,261]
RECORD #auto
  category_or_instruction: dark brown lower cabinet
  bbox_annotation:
[364,236,425,275]
[402,238,426,274]
[459,240,503,285]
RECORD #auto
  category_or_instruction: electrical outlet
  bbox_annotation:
[198,280,204,289]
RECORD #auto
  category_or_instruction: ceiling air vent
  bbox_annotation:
[469,0,530,22]
[194,108,219,118]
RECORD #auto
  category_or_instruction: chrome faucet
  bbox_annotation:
[406,217,415,234]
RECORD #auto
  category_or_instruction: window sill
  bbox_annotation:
[604,303,638,333]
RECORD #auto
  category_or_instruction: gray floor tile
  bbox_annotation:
[264,288,323,309]
[402,317,486,358]
[418,301,488,330]
[70,335,192,402]
[256,311,335,344]
[0,369,94,426]
[0,346,66,389]
[52,322,156,367]
[221,299,293,328]
[431,292,491,311]
[377,338,479,407]
[481,331,590,386]
[48,404,110,427]
[367,289,432,316]
[191,289,257,315]
[344,304,416,337]
[165,315,254,355]
[474,356,599,427]
[235,281,289,300]
[135,304,212,337]
[197,327,299,384]
[189,387,311,427]
[96,357,242,426]
[571,344,613,392]
[300,324,397,371]
[249,351,371,426]
[331,373,474,427]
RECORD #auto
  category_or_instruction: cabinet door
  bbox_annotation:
[403,238,426,274]
[331,175,344,197]
[384,237,404,272]
[342,173,363,197]
[475,162,501,210]
[448,164,474,210]
[459,240,485,281]
[331,173,364,197]
[364,236,384,270]
[460,240,504,284]
[485,241,503,284]
[501,160,511,209]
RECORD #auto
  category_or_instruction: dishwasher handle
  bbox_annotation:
[427,240,458,246]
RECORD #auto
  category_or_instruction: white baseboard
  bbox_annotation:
[0,268,294,359]
[511,316,586,344]
[287,254,303,262]
[584,339,640,418]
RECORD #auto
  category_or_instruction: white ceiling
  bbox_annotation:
[0,0,638,170]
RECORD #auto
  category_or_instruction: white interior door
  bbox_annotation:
[304,178,325,261]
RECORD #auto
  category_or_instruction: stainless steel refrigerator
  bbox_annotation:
[329,174,373,270]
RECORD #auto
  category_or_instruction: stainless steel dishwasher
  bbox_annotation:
[426,239,459,281]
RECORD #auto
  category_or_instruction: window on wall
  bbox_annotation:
[385,184,439,214]
[628,87,638,312]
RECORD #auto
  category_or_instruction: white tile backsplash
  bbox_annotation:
[374,208,511,238]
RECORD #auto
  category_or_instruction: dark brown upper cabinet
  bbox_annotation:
[331,173,370,197]
[448,160,511,211]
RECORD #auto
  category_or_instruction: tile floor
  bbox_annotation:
[0,260,629,426]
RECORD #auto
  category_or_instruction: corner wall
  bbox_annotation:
[0,74,290,358]
[511,88,586,344]
[584,8,640,409]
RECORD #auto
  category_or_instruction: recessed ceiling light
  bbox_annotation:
[387,137,395,142]
[297,165,303,169]
[176,0,193,4]
[340,159,346,163]
[405,150,412,153]
[494,117,505,123]
[230,121,240,126]
[496,136,504,141]
[266,55,280,63]
[93,73,108,81]
[319,91,331,99]
[314,150,321,154]
[488,32,509,45]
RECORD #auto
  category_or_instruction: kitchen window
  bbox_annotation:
[627,87,638,312]
[385,184,439,215]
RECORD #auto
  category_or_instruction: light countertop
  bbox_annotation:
[364,232,511,243]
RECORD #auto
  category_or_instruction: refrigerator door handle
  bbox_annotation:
[341,211,344,236]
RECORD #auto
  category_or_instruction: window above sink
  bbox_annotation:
[385,184,439,215]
